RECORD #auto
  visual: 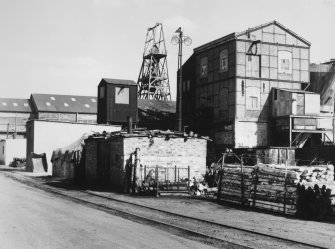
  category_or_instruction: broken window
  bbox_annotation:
[115,87,129,104]
[220,49,228,72]
[200,57,208,77]
[278,51,292,74]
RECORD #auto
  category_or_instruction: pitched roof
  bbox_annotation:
[0,98,32,113]
[194,20,310,53]
[101,78,137,86]
[30,94,97,114]
[138,99,176,114]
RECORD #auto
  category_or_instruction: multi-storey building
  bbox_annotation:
[180,21,322,152]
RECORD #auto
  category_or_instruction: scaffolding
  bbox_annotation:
[137,23,171,100]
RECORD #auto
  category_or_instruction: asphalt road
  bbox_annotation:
[0,174,215,249]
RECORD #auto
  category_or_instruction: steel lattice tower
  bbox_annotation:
[137,23,171,100]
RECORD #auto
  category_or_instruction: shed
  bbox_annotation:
[272,88,321,117]
[84,132,207,190]
[97,78,138,125]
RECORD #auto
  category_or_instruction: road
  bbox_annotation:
[0,173,214,249]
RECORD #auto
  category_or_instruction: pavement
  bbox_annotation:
[1,165,335,248]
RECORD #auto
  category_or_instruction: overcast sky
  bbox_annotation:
[0,0,334,100]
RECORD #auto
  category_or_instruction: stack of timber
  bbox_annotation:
[251,164,299,215]
[218,163,335,218]
[218,164,254,205]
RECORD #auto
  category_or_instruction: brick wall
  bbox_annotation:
[84,135,207,189]
[85,140,98,184]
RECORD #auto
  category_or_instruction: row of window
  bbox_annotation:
[200,50,294,77]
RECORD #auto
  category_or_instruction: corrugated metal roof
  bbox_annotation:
[101,78,137,85]
[30,94,97,114]
[0,98,32,113]
[138,99,176,114]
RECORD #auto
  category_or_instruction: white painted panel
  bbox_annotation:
[305,94,320,115]
[317,118,332,129]
[30,120,121,175]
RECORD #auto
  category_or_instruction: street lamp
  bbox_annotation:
[171,27,192,131]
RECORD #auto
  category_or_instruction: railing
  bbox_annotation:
[139,165,190,197]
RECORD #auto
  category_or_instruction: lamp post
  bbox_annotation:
[172,27,192,131]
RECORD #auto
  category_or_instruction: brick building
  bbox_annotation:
[180,21,313,152]
[0,98,34,139]
[84,133,207,189]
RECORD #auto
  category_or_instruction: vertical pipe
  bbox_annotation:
[166,167,169,191]
[187,166,190,194]
[155,165,159,197]
[289,116,292,147]
[177,168,180,190]
[132,148,139,194]
[127,116,133,134]
[241,155,244,206]
[174,165,177,185]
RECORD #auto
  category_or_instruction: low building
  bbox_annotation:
[84,132,207,190]
[26,119,121,174]
[0,98,34,139]
[0,139,26,165]
[29,93,97,123]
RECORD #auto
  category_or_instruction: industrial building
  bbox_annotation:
[180,20,333,154]
[0,98,33,139]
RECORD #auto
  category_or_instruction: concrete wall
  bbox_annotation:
[85,136,207,189]
[0,139,26,165]
[26,120,121,174]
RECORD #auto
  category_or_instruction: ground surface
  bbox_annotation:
[0,173,215,249]
[1,167,335,249]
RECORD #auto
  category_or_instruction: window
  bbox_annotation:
[200,57,208,77]
[278,51,292,74]
[115,87,129,104]
[250,97,258,109]
[100,86,105,98]
[187,80,190,91]
[71,97,76,101]
[246,55,260,77]
[64,103,69,107]
[220,49,228,72]
[246,86,260,110]
[50,97,56,101]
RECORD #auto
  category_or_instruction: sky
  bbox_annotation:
[0,0,334,100]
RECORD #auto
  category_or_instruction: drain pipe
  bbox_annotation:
[127,116,133,134]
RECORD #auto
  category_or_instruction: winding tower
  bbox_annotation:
[137,23,171,100]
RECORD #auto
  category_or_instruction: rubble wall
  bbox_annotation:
[84,136,207,189]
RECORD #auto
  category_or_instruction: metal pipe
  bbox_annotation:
[127,116,133,134]
[176,29,183,131]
